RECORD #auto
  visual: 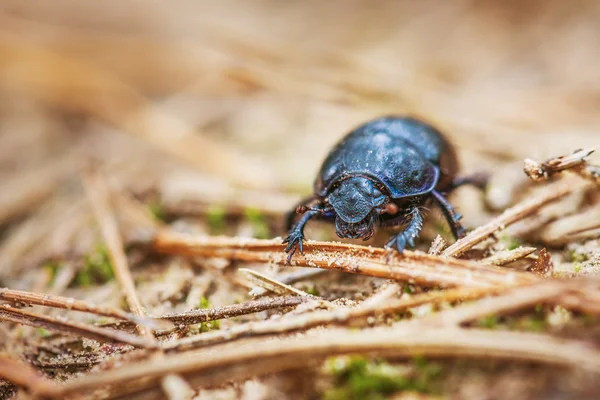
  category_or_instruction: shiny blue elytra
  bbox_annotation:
[284,116,478,262]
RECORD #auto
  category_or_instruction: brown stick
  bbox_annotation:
[162,285,522,351]
[480,247,537,266]
[442,178,586,257]
[106,296,308,331]
[83,174,156,342]
[55,327,600,398]
[152,232,538,289]
[0,356,61,397]
[524,148,597,182]
[421,281,568,326]
[0,305,156,348]
[0,287,169,330]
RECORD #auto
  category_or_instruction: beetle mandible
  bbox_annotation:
[284,116,484,261]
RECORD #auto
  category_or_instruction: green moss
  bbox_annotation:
[521,315,546,332]
[36,328,51,338]
[199,320,220,332]
[477,315,500,329]
[196,296,220,331]
[199,296,211,309]
[505,305,547,332]
[206,206,227,234]
[305,286,320,296]
[403,284,413,294]
[500,235,522,251]
[74,244,114,287]
[323,356,443,400]
[148,201,166,221]
[573,262,583,273]
[566,250,588,263]
[243,208,270,239]
[43,261,61,285]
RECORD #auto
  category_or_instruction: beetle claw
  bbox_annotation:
[386,232,417,253]
[283,230,305,263]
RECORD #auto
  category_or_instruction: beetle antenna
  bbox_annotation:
[296,205,331,215]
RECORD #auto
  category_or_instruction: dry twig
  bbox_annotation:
[152,232,538,288]
[442,178,587,257]
[524,148,598,183]
[0,356,60,398]
[0,288,170,330]
[162,285,522,351]
[83,173,156,341]
[56,327,600,399]
[481,247,537,266]
[0,305,156,348]
[239,268,312,297]
[107,296,307,331]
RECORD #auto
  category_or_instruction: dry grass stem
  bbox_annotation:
[540,207,600,245]
[57,327,600,398]
[161,374,194,400]
[153,232,538,288]
[0,356,60,398]
[109,296,307,331]
[83,173,156,341]
[422,281,567,326]
[428,235,447,255]
[0,305,156,348]
[163,285,523,351]
[249,269,328,297]
[239,268,312,297]
[0,155,77,226]
[442,178,586,257]
[524,148,597,182]
[0,288,171,330]
[481,247,537,266]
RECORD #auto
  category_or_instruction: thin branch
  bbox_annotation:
[249,269,328,297]
[428,235,446,255]
[152,232,538,289]
[56,327,600,399]
[442,178,587,257]
[161,374,194,400]
[239,268,311,297]
[105,296,307,331]
[524,148,597,183]
[0,155,77,226]
[162,285,522,351]
[0,288,171,331]
[0,305,156,348]
[83,173,156,341]
[421,280,567,326]
[0,356,61,397]
[481,247,537,266]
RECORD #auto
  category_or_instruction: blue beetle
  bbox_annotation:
[284,116,483,261]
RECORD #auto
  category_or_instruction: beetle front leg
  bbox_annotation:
[385,206,424,252]
[283,207,322,263]
[285,196,319,231]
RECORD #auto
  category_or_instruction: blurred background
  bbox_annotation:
[1,0,599,279]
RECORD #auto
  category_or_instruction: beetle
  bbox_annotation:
[284,116,484,261]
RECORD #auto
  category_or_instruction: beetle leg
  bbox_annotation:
[285,196,320,231]
[385,206,424,252]
[443,172,489,193]
[431,190,466,239]
[283,208,322,263]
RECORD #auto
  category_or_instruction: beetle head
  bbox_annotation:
[328,176,387,240]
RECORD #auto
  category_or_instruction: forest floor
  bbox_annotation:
[1,1,600,399]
